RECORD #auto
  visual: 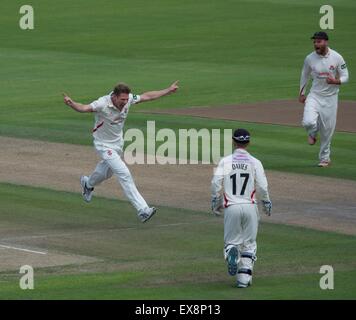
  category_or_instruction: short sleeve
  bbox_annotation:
[90,96,107,112]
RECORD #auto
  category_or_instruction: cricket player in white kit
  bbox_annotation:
[211,129,272,288]
[63,81,179,222]
[299,31,349,167]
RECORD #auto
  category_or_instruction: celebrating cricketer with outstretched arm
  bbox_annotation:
[63,81,179,223]
[299,31,349,167]
[211,128,272,288]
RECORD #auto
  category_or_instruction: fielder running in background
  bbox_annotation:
[299,31,349,167]
[63,81,179,222]
[211,129,272,288]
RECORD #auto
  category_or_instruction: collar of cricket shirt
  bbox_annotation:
[108,94,116,108]
[235,148,248,154]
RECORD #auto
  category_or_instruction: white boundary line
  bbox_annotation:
[0,244,47,255]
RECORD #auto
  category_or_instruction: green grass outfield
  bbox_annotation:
[0,0,355,180]
[1,0,356,107]
[0,183,355,299]
[1,0,356,300]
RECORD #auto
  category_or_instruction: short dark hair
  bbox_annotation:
[112,83,131,96]
[311,31,329,40]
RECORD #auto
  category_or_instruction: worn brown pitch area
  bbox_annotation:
[144,100,356,132]
[1,137,356,236]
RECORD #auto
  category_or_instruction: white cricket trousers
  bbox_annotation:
[302,93,338,162]
[224,204,259,283]
[87,146,148,212]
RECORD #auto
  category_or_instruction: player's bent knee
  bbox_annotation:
[104,168,114,179]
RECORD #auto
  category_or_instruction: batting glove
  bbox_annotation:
[261,200,272,216]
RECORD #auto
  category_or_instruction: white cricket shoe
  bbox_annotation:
[139,207,157,223]
[80,176,94,202]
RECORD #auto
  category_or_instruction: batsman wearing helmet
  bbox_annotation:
[211,129,272,288]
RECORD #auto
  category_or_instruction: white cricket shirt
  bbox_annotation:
[211,149,270,206]
[300,48,349,97]
[90,93,140,149]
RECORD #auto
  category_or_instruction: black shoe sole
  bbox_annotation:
[142,208,157,223]
[227,247,238,276]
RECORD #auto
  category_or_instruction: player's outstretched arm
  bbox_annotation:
[138,81,179,103]
[63,93,93,113]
